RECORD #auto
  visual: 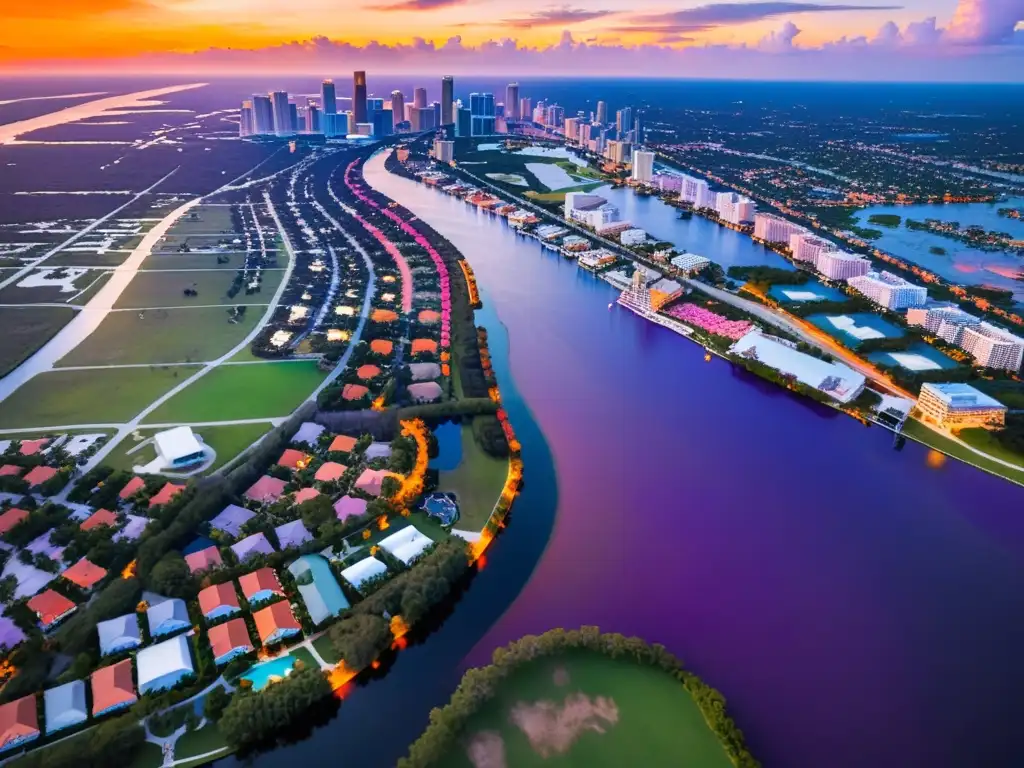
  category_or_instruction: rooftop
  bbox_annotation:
[277,449,310,470]
[209,504,255,538]
[80,508,118,532]
[0,508,28,536]
[27,590,76,627]
[97,613,141,655]
[275,519,312,549]
[185,545,223,574]
[920,382,1006,410]
[43,680,87,733]
[90,659,136,715]
[198,582,240,616]
[291,421,325,446]
[239,567,282,600]
[209,618,253,660]
[137,635,193,693]
[253,600,300,644]
[118,476,146,500]
[23,466,57,488]
[231,532,275,562]
[328,435,357,453]
[153,427,204,462]
[0,695,38,750]
[244,475,287,504]
[62,557,107,589]
[314,461,347,482]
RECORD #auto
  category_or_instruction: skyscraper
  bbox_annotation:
[390,91,405,129]
[441,76,454,125]
[520,97,532,122]
[252,95,274,134]
[271,91,291,136]
[431,101,441,128]
[366,97,383,129]
[418,107,436,131]
[239,101,255,137]
[288,103,299,133]
[506,83,520,120]
[372,109,393,137]
[456,107,471,138]
[413,87,427,109]
[352,71,367,124]
[596,100,607,125]
[306,105,321,133]
[616,107,632,135]
[469,93,495,136]
[321,80,337,115]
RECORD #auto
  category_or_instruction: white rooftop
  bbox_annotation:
[137,635,194,694]
[378,526,433,565]
[920,382,1006,410]
[292,422,326,446]
[340,557,388,591]
[153,426,203,462]
[44,680,87,733]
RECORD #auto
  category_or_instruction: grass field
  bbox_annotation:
[173,723,229,760]
[143,361,325,423]
[0,268,105,304]
[524,182,603,203]
[290,646,320,671]
[972,380,1024,410]
[0,305,78,377]
[436,421,509,531]
[129,742,164,768]
[439,650,734,768]
[68,272,112,305]
[114,269,282,309]
[903,419,1024,485]
[958,428,1024,470]
[143,251,278,271]
[0,366,199,429]
[312,635,340,664]
[57,307,264,367]
[44,251,132,267]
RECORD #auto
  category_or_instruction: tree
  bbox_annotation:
[147,555,195,599]
[380,476,400,499]
[204,685,232,722]
[0,575,17,604]
[328,614,391,670]
[299,496,334,532]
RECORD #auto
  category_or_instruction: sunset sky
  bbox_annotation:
[1,0,1022,79]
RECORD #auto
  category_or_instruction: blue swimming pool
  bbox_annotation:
[767,280,847,304]
[866,343,958,371]
[241,655,296,691]
[807,312,906,348]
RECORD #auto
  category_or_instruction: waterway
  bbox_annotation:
[852,197,1024,301]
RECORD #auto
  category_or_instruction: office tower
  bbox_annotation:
[270,91,291,135]
[322,112,342,137]
[252,95,274,134]
[288,103,299,133]
[457,107,471,137]
[433,139,455,163]
[441,76,454,125]
[506,83,520,120]
[616,107,632,135]
[306,105,321,133]
[520,97,532,122]
[596,100,607,125]
[372,109,393,137]
[413,87,427,109]
[606,140,631,164]
[631,150,654,183]
[564,117,579,143]
[353,71,367,124]
[418,106,436,131]
[469,93,495,136]
[321,80,337,115]
[367,97,384,116]
[431,101,441,128]
[239,101,255,137]
[390,90,405,129]
[634,113,644,144]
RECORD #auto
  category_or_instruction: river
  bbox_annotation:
[225,153,1024,768]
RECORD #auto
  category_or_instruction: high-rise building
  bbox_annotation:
[441,76,454,125]
[433,139,455,164]
[754,213,806,244]
[616,107,632,135]
[288,103,299,133]
[306,105,321,133]
[431,101,442,128]
[606,140,631,164]
[679,174,710,206]
[321,80,337,115]
[520,97,532,122]
[789,232,835,264]
[252,95,274,134]
[564,117,579,144]
[418,107,436,132]
[352,71,367,124]
[413,87,427,109]
[239,101,255,137]
[405,103,417,130]
[323,112,348,137]
[596,100,607,125]
[372,110,393,137]
[631,150,655,183]
[456,107,471,137]
[917,383,1007,429]
[815,250,871,280]
[847,271,928,311]
[270,91,291,136]
[907,303,980,343]
[470,93,495,136]
[715,192,754,225]
[959,323,1024,371]
[390,91,405,129]
[506,83,520,120]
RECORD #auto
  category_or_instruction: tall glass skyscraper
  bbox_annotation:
[506,83,520,120]
[321,80,337,115]
[390,90,405,129]
[441,76,454,126]
[252,94,274,134]
[413,87,427,109]
[352,71,367,124]
[469,93,495,136]
[271,91,291,135]
[596,100,607,125]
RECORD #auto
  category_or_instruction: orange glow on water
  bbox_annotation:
[926,450,947,469]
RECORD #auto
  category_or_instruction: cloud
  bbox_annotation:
[658,34,697,44]
[758,21,802,51]
[502,6,619,29]
[374,0,466,10]
[945,0,1024,44]
[903,16,943,45]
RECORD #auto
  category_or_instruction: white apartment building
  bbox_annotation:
[789,232,834,264]
[671,253,711,274]
[715,192,755,225]
[620,228,648,246]
[631,150,655,183]
[815,250,870,281]
[564,192,621,229]
[606,140,632,164]
[906,303,981,343]
[753,213,807,244]
[432,139,454,164]
[846,270,928,311]
[959,323,1024,372]
[917,383,1007,429]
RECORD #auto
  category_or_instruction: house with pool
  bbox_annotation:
[209,618,254,665]
[254,601,301,647]
[97,613,142,656]
[137,635,194,694]
[90,659,136,717]
[288,555,350,626]
[198,582,241,621]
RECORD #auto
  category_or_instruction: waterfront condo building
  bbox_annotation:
[754,213,807,244]
[631,150,655,183]
[907,303,980,342]
[606,140,632,165]
[847,270,928,310]
[715,192,756,225]
[564,117,579,144]
[432,139,455,164]
[815,250,870,280]
[565,192,621,229]
[238,101,255,137]
[790,232,835,264]
[959,323,1024,371]
[916,382,1007,429]
[251,95,274,134]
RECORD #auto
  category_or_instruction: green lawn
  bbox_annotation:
[114,269,283,309]
[174,723,229,760]
[438,650,734,768]
[57,307,264,367]
[290,646,320,671]
[102,422,272,473]
[312,635,340,664]
[149,705,191,737]
[69,272,113,305]
[524,182,603,203]
[0,366,199,429]
[45,251,132,267]
[0,305,78,377]
[143,251,275,271]
[903,419,1024,485]
[958,428,1024,470]
[129,741,165,768]
[143,361,325,423]
[436,422,508,532]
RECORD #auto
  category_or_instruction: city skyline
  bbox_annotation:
[1,0,1022,81]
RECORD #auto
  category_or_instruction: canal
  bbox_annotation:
[229,152,1024,768]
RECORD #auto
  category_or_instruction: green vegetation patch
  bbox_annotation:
[0,365,197,429]
[102,422,272,473]
[173,723,229,760]
[312,634,341,664]
[129,741,165,768]
[958,427,1024,470]
[0,268,106,305]
[114,269,282,309]
[437,650,734,768]
[524,183,603,203]
[143,361,326,423]
[436,421,508,532]
[867,213,901,227]
[0,305,78,378]
[143,251,275,271]
[57,306,264,367]
[289,646,320,671]
[902,419,1024,485]
[45,251,132,267]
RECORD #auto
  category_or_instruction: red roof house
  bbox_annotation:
[18,439,48,456]
[0,695,40,751]
[277,450,309,470]
[411,339,438,356]
[239,567,283,604]
[370,339,394,355]
[185,546,223,574]
[314,462,347,482]
[23,466,57,488]
[198,582,240,620]
[27,590,76,630]
[244,475,287,504]
[62,558,107,591]
[328,435,357,453]
[91,659,137,716]
[292,487,320,505]
[80,508,118,532]
[148,482,185,508]
[0,466,23,477]
[208,618,254,664]
[253,601,301,645]
[0,508,28,536]
[118,477,146,501]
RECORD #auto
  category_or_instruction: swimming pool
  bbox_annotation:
[807,312,906,348]
[767,280,846,304]
[241,655,296,691]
